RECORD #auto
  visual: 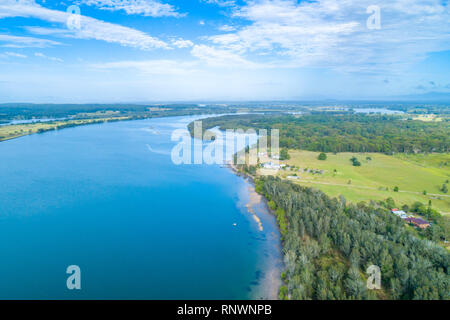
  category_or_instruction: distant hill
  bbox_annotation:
[392,92,450,102]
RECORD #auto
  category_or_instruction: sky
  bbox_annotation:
[0,0,449,102]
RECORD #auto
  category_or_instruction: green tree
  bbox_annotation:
[344,267,367,299]
[279,285,289,300]
[280,148,290,160]
[386,197,396,209]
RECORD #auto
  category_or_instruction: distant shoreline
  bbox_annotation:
[0,116,136,143]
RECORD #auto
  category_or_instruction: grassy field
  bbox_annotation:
[258,150,450,214]
[412,114,444,122]
[0,117,130,142]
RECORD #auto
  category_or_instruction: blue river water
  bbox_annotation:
[0,115,282,299]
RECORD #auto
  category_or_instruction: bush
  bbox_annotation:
[350,157,361,166]
[318,152,327,160]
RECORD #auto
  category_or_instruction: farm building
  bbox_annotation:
[391,209,407,219]
[405,217,430,229]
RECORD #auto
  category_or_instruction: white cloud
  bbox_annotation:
[92,45,264,78]
[201,0,236,7]
[91,59,198,75]
[171,38,194,48]
[34,52,63,62]
[218,25,236,32]
[203,0,450,73]
[78,0,184,17]
[1,51,27,58]
[0,34,62,48]
[190,44,261,68]
[0,0,169,50]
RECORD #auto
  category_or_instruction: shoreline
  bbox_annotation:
[0,111,230,143]
[0,116,136,143]
[228,161,284,300]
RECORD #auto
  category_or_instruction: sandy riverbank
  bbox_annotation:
[228,161,284,300]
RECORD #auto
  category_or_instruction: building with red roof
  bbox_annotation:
[405,217,430,229]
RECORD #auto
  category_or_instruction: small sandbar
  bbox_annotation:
[245,202,263,231]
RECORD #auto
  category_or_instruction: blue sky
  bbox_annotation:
[0,0,449,102]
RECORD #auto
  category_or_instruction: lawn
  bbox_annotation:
[259,150,450,214]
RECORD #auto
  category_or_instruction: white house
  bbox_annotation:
[262,162,281,170]
[258,152,267,157]
[391,209,407,219]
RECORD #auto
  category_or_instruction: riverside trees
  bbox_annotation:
[256,176,449,300]
[198,114,450,154]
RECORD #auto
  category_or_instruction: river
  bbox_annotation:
[0,115,283,299]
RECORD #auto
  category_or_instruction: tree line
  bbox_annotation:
[198,113,450,153]
[255,176,449,300]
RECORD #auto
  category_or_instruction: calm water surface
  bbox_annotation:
[0,115,282,299]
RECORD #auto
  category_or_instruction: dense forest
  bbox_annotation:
[197,114,450,153]
[255,176,449,300]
